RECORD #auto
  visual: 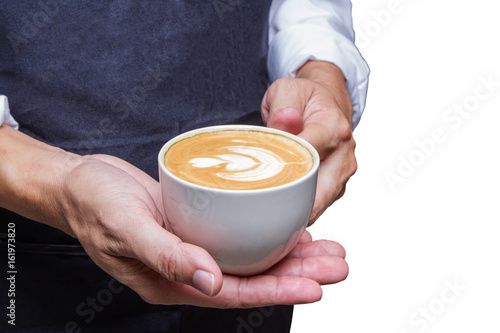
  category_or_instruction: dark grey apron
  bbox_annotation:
[0,1,293,331]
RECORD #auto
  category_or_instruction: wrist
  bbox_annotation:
[0,125,84,234]
[296,61,353,126]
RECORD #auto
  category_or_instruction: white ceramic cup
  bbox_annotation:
[158,125,319,276]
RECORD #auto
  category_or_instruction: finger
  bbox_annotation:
[298,111,351,159]
[266,107,304,135]
[261,78,308,135]
[286,239,346,259]
[335,186,347,202]
[118,264,325,308]
[309,165,346,224]
[210,275,323,308]
[309,140,356,225]
[122,220,223,297]
[264,256,349,285]
[297,230,313,244]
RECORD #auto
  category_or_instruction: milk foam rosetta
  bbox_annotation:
[164,130,313,190]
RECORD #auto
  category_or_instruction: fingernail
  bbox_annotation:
[193,270,215,296]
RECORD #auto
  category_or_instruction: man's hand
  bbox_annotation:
[0,125,348,308]
[262,61,358,225]
[59,154,349,307]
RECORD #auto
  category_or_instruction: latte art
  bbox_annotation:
[165,130,313,190]
[190,146,285,182]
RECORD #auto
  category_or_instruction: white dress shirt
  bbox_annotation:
[0,0,369,131]
[0,95,18,129]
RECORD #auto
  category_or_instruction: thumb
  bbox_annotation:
[261,79,308,135]
[127,221,223,296]
[267,107,304,135]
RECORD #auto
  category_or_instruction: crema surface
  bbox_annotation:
[165,130,313,190]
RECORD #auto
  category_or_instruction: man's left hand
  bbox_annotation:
[261,61,357,225]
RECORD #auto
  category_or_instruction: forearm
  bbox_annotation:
[296,61,353,127]
[0,125,81,235]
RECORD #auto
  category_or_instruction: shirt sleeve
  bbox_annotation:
[0,95,19,130]
[268,0,370,129]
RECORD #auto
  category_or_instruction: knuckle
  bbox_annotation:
[157,245,182,282]
[97,236,123,257]
[335,117,353,142]
[320,118,353,155]
[350,155,358,176]
[326,133,339,151]
[336,189,346,201]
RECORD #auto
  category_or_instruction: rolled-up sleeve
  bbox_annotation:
[268,0,370,129]
[0,95,19,129]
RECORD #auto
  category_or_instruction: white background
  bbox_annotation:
[292,0,500,332]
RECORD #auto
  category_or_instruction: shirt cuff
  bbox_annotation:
[267,24,370,130]
[0,96,19,130]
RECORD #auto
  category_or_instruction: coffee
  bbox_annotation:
[164,130,313,190]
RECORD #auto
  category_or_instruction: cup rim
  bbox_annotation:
[158,124,320,193]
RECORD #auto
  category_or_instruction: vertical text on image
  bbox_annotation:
[6,222,17,326]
